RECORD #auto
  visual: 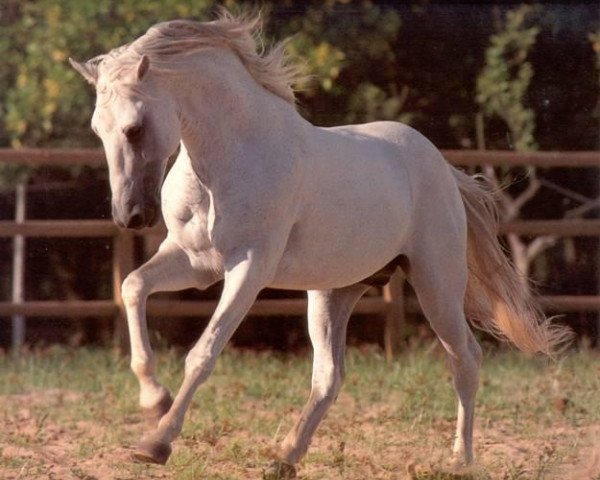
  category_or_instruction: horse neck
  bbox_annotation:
[167,50,307,188]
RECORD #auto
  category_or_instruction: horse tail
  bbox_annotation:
[451,167,572,355]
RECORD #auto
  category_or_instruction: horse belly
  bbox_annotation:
[269,170,412,290]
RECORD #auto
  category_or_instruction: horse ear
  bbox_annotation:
[69,58,98,85]
[137,55,150,80]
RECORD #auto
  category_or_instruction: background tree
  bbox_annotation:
[475,5,556,286]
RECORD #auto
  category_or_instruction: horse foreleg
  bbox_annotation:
[132,246,271,465]
[265,284,367,479]
[122,239,221,422]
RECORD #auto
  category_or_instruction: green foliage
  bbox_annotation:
[476,6,540,151]
[0,0,217,184]
[1,2,596,153]
[268,2,402,125]
[0,2,597,168]
[0,1,403,150]
[0,164,30,189]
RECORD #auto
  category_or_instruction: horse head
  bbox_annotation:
[70,54,180,229]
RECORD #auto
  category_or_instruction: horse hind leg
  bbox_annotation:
[264,284,368,479]
[407,243,482,466]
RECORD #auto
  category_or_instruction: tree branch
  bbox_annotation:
[526,235,557,263]
[513,175,540,210]
[565,198,600,219]
[539,178,594,205]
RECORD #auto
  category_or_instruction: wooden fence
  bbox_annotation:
[0,149,598,357]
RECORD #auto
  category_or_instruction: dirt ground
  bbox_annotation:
[1,388,599,480]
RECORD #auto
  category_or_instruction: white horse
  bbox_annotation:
[70,11,568,478]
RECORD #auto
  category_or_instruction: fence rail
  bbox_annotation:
[1,148,598,168]
[0,296,395,318]
[1,218,600,238]
[1,294,599,319]
[1,148,598,357]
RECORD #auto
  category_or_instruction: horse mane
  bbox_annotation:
[96,10,305,106]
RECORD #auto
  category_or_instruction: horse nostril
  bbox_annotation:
[126,212,145,229]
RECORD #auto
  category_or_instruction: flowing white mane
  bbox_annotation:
[93,10,304,106]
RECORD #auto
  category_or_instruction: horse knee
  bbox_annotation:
[122,271,147,308]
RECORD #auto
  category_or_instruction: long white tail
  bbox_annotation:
[451,168,572,355]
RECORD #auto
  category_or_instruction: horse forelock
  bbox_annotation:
[95,10,305,107]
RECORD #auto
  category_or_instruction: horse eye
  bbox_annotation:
[124,124,143,141]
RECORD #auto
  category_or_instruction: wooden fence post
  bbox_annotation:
[112,230,135,354]
[11,183,26,354]
[383,270,405,363]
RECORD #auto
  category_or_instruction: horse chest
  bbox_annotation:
[164,203,211,254]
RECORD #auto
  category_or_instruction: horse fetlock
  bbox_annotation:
[141,389,173,423]
[263,461,297,480]
[130,356,155,377]
[279,434,310,466]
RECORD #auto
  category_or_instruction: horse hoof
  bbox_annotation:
[132,435,172,465]
[142,392,173,424]
[263,461,297,480]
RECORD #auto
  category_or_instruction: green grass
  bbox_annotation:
[0,345,598,479]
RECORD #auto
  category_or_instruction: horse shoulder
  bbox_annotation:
[206,154,303,258]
